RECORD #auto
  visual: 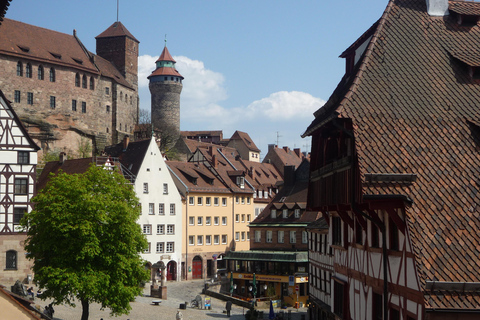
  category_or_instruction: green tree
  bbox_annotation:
[22,164,149,320]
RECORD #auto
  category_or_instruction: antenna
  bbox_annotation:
[303,138,311,154]
[165,34,167,47]
[116,0,119,22]
[276,131,282,147]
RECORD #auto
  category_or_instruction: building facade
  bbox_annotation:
[0,18,139,156]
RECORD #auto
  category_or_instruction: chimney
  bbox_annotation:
[283,146,289,153]
[59,152,67,165]
[268,144,276,152]
[250,166,255,180]
[123,135,130,151]
[212,155,218,168]
[283,165,296,187]
[426,0,449,16]
[294,148,301,158]
[208,146,213,156]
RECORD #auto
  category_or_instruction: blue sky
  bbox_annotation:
[6,0,387,158]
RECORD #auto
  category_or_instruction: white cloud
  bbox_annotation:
[138,54,157,88]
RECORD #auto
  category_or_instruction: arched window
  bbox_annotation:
[16,61,23,76]
[75,73,80,87]
[125,94,128,103]
[38,65,44,80]
[6,250,17,270]
[106,127,109,133]
[26,63,32,78]
[120,91,123,101]
[49,68,55,82]
[130,96,133,105]
[89,77,94,90]
[82,75,87,88]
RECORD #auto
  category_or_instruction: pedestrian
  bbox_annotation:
[226,300,232,317]
[176,310,183,320]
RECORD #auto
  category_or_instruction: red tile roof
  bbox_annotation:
[229,130,260,152]
[304,0,480,309]
[148,46,183,79]
[95,21,139,43]
[156,46,175,63]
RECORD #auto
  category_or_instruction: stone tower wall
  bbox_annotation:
[150,81,182,139]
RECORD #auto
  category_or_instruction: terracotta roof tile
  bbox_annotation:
[95,21,139,43]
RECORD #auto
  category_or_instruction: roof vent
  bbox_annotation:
[426,0,449,17]
[17,45,29,53]
[49,52,62,59]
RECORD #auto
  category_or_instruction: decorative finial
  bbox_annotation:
[164,34,167,47]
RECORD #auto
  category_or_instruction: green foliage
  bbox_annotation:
[22,165,149,319]
[76,136,93,158]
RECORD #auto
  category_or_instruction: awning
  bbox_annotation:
[224,250,308,263]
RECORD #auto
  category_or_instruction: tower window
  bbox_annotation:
[105,87,110,95]
[16,61,23,76]
[75,73,80,87]
[81,102,86,113]
[106,105,110,113]
[38,65,44,80]
[14,90,20,103]
[72,100,77,111]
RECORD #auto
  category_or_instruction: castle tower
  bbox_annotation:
[95,21,139,89]
[148,45,184,144]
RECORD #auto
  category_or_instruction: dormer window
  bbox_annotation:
[236,176,245,188]
[449,3,480,26]
[50,52,61,59]
[271,209,276,218]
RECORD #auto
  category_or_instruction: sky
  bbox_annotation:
[6,0,387,159]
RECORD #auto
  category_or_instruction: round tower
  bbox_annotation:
[148,45,183,144]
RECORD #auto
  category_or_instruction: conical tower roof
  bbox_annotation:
[148,46,183,79]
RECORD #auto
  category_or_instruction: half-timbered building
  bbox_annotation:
[304,0,480,319]
[0,89,39,286]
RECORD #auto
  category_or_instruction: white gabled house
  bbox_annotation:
[0,89,40,286]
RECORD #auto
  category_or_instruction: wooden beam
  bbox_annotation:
[386,208,406,234]
[338,210,354,228]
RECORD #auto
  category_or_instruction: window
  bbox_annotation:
[206,216,211,225]
[197,197,203,205]
[241,214,245,222]
[241,232,246,241]
[18,151,29,164]
[390,308,400,320]
[214,235,220,244]
[105,87,110,95]
[235,232,240,241]
[222,217,227,225]
[197,235,203,245]
[332,216,342,246]
[372,292,383,320]
[157,224,165,234]
[158,203,165,215]
[222,197,227,206]
[266,230,273,243]
[214,216,219,225]
[106,105,110,113]
[334,281,345,317]
[254,230,261,242]
[290,231,296,244]
[27,92,33,105]
[170,203,176,215]
[166,242,174,252]
[14,178,28,194]
[143,183,148,193]
[143,224,152,235]
[156,242,164,253]
[81,101,86,113]
[148,203,154,215]
[241,197,245,204]
[236,196,239,204]
[214,197,219,206]
[278,231,284,243]
[90,77,95,90]
[145,243,151,253]
[235,214,240,222]
[50,96,56,109]
[13,207,26,224]
[6,250,17,270]
[197,217,203,225]
[247,232,250,240]
[75,73,80,87]
[247,197,251,204]
[14,90,20,103]
[206,197,211,206]
[236,176,245,188]
[38,65,44,80]
[17,61,23,76]
[206,235,212,245]
[163,183,168,194]
[271,209,276,218]
[294,209,301,218]
[49,68,55,82]
[167,225,174,235]
[189,217,194,225]
[82,74,87,88]
[283,209,288,218]
[302,231,308,244]
[247,214,251,222]
[189,236,194,245]
[222,235,227,244]
[189,196,194,205]
[25,63,32,78]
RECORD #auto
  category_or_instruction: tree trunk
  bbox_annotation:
[81,298,89,320]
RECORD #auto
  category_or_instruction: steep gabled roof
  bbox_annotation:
[304,0,480,309]
[229,130,260,152]
[104,138,150,176]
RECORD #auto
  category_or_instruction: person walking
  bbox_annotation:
[226,300,232,317]
[176,310,183,320]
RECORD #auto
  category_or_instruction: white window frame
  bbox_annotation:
[206,216,211,226]
[235,232,240,242]
[189,196,194,205]
[206,197,211,206]
[163,183,168,194]
[214,235,220,245]
[143,224,151,235]
[222,197,227,206]
[222,217,227,225]
[222,235,227,244]
[166,242,174,253]
[254,230,261,242]
[197,235,203,246]
[214,197,219,206]
[157,224,165,235]
[159,203,165,215]
[148,203,154,215]
[189,216,195,225]
[170,203,176,215]
[278,230,284,243]
[206,235,212,245]
[214,216,219,225]
[197,197,203,206]
[266,230,273,243]
[197,216,203,226]
[167,224,175,235]
[189,235,194,245]
[241,231,246,241]
[156,242,164,253]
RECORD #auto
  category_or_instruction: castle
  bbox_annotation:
[0,18,139,156]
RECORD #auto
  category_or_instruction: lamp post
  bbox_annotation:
[264,284,268,297]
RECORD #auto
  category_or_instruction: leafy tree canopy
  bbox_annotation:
[22,164,149,320]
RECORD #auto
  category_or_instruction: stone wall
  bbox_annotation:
[0,233,33,287]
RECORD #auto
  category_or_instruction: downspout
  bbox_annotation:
[333,119,388,320]
[168,166,189,280]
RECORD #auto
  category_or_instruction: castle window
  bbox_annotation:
[125,94,128,103]
[106,105,110,113]
[170,77,174,81]
[89,77,94,90]
[14,90,20,103]
[18,151,29,164]
[106,127,109,133]
[75,73,80,87]
[14,207,26,224]
[27,92,33,105]
[16,61,23,76]
[120,91,123,101]
[38,65,44,80]
[82,75,87,88]
[130,96,133,105]
[49,68,55,82]
[105,87,110,95]
[6,250,17,270]
[81,102,86,113]
[26,63,32,78]
[164,77,167,81]
[72,100,77,111]
[50,96,56,109]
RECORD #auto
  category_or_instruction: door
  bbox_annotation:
[192,256,202,279]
